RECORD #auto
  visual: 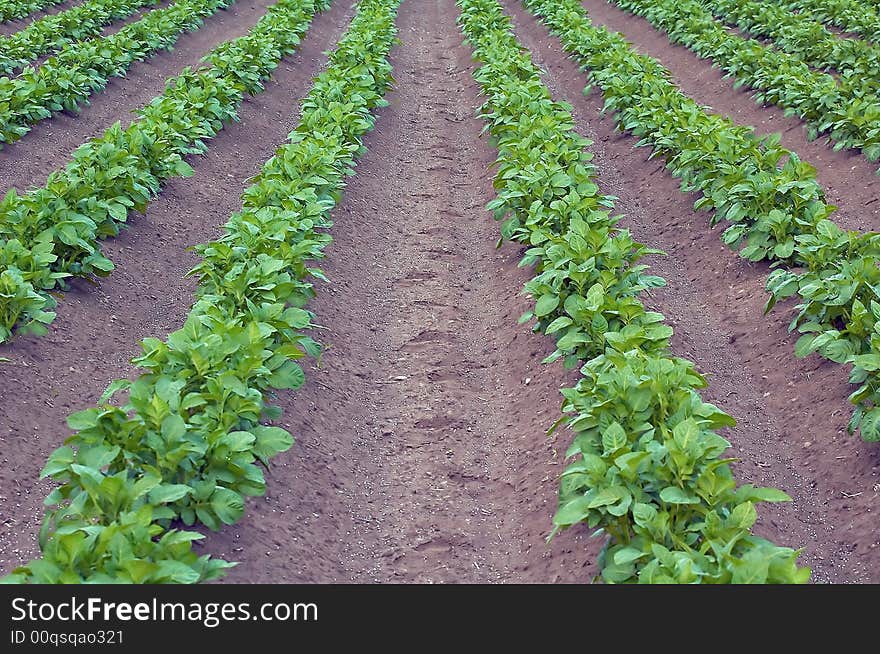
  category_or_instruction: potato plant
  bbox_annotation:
[524,0,880,442]
[614,0,880,165]
[0,0,65,22]
[0,0,236,148]
[458,0,808,583]
[0,0,160,75]
[3,0,400,584]
[0,0,333,343]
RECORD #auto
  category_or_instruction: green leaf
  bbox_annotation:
[40,446,75,478]
[601,422,627,455]
[149,484,192,505]
[735,485,791,504]
[659,487,699,505]
[672,419,699,450]
[253,425,294,463]
[268,361,305,390]
[858,407,880,442]
[728,502,758,530]
[100,379,131,404]
[794,334,817,358]
[613,546,644,566]
[632,502,657,529]
[585,283,604,311]
[210,487,245,526]
[67,410,98,431]
[553,496,591,526]
[544,315,573,334]
[173,160,195,177]
[161,414,186,441]
[535,293,560,317]
[773,240,795,260]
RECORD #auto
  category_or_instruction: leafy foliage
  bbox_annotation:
[0,0,160,76]
[3,0,400,584]
[778,0,880,44]
[0,0,332,343]
[458,0,808,583]
[613,0,880,168]
[0,0,65,22]
[706,0,880,95]
[525,0,880,442]
[0,0,235,148]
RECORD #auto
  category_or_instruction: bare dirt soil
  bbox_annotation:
[499,0,880,581]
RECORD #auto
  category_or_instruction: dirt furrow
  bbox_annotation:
[0,0,281,194]
[203,0,596,583]
[0,0,359,573]
[501,0,880,582]
[572,0,880,235]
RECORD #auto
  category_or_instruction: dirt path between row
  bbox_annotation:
[203,0,596,583]
[0,0,281,195]
[502,0,880,582]
[575,0,880,235]
[0,0,359,574]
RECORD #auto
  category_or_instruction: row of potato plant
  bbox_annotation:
[612,0,880,166]
[0,0,64,22]
[457,0,808,583]
[704,0,880,92]
[2,0,400,584]
[523,0,880,442]
[774,0,880,43]
[0,0,235,148]
[0,0,333,343]
[0,0,160,76]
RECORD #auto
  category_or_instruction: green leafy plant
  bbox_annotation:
[458,0,808,583]
[613,0,880,168]
[524,0,880,442]
[705,0,880,103]
[0,0,335,344]
[0,0,161,76]
[776,0,880,44]
[0,0,66,22]
[3,0,401,584]
[0,0,236,148]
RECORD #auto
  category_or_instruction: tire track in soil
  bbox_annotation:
[203,0,597,583]
[502,0,879,582]
[0,0,282,194]
[0,0,359,574]
[575,0,880,235]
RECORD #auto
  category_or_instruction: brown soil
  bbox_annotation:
[202,0,595,583]
[0,0,283,195]
[0,0,361,573]
[500,0,880,582]
[575,0,880,235]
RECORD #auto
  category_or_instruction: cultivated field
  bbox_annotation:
[0,0,878,584]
